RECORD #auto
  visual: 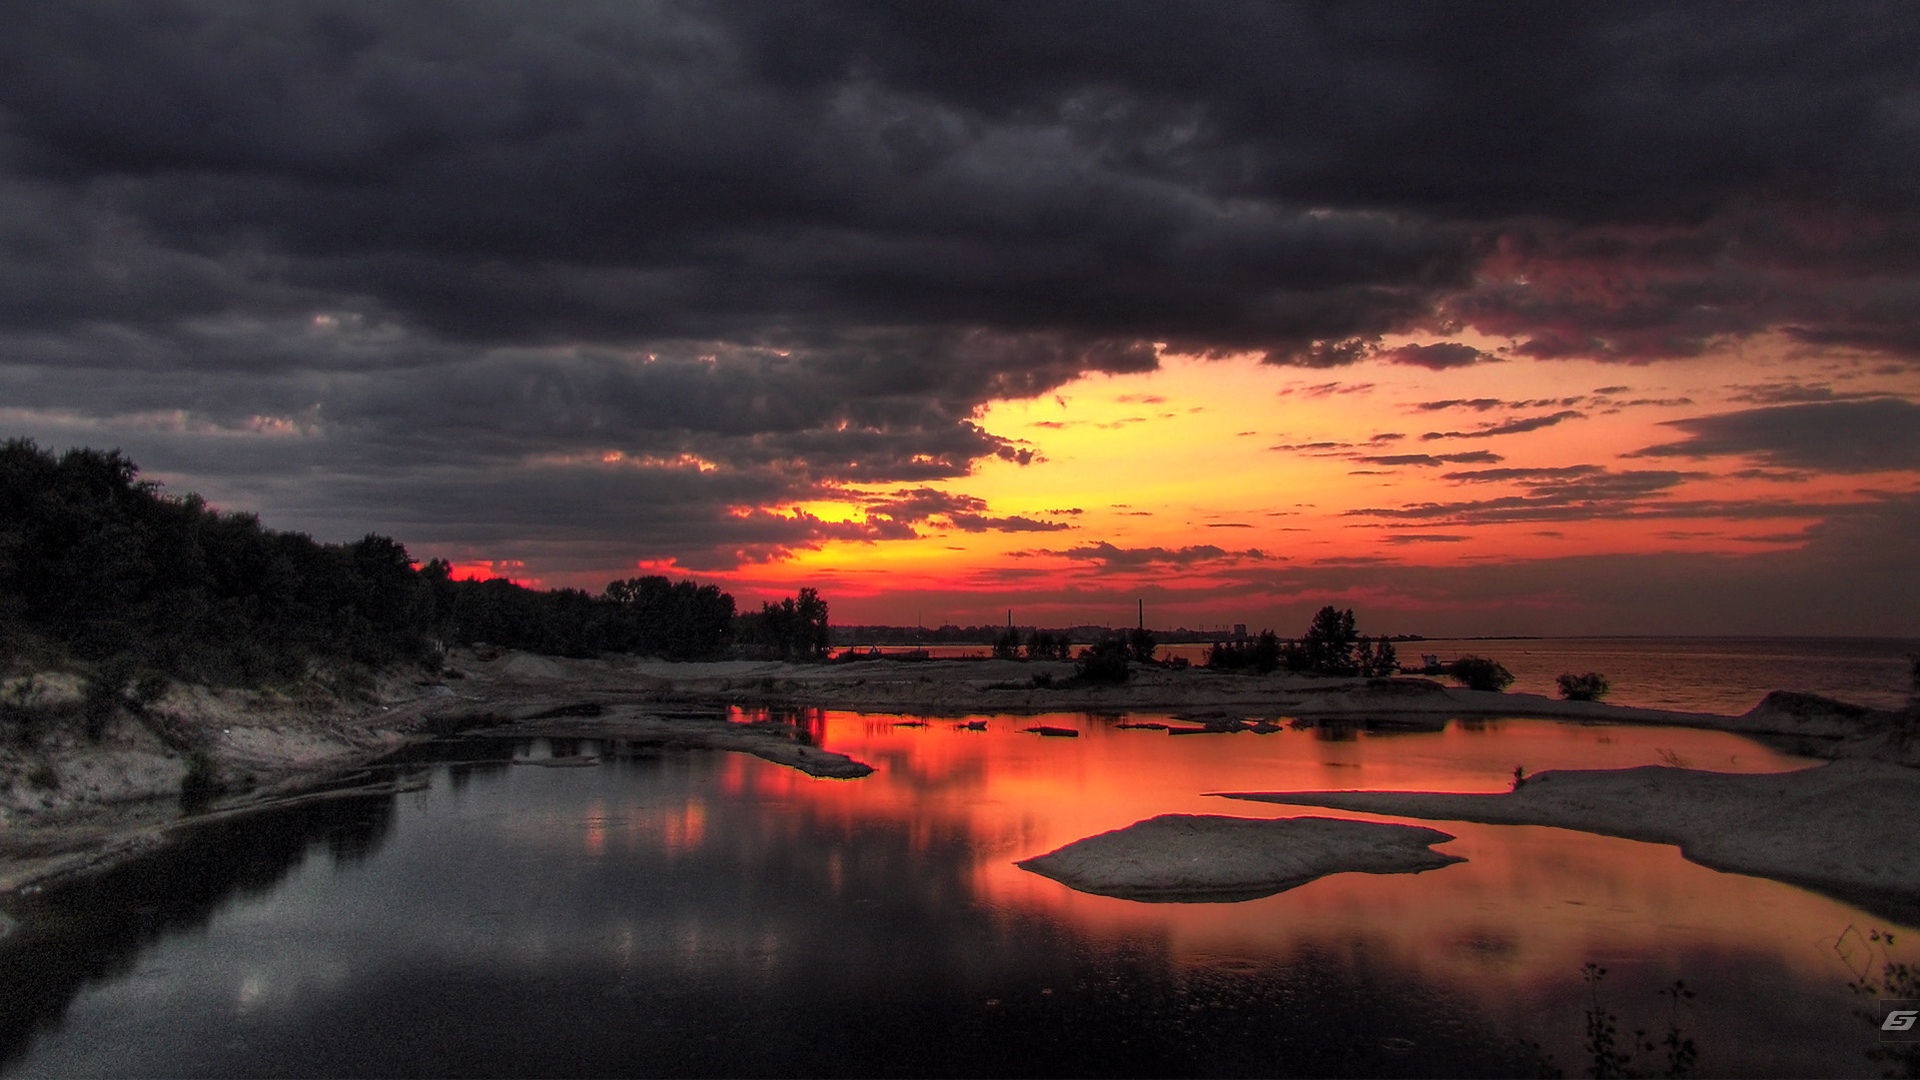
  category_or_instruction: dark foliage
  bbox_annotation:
[1557,672,1611,701]
[992,626,1021,660]
[737,587,830,661]
[1207,630,1282,674]
[1025,630,1070,661]
[1075,637,1131,684]
[1126,627,1157,664]
[602,575,735,659]
[1448,656,1516,692]
[0,439,747,682]
[0,438,438,681]
[1288,607,1398,677]
[1300,606,1360,675]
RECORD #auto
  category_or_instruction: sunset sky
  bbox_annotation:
[2,3,1917,635]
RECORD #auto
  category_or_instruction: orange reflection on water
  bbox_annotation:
[725,710,1894,1006]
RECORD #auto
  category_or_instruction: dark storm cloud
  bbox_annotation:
[1632,399,1920,472]
[1376,343,1497,370]
[4,1,1920,571]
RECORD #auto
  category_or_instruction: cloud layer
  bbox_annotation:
[2,2,1918,589]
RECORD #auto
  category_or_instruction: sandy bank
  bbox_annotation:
[0,651,875,893]
[1016,813,1462,901]
[1218,758,1920,924]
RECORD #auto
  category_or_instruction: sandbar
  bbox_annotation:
[1016,813,1463,902]
[1218,758,1920,924]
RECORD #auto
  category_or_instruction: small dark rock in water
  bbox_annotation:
[1024,725,1080,737]
[1247,722,1282,734]
[1115,722,1169,730]
[514,755,600,768]
[1167,725,1232,735]
[892,720,929,728]
[959,720,988,731]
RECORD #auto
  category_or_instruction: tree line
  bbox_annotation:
[0,439,827,685]
[1205,606,1400,677]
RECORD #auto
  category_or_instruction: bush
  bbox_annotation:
[1447,656,1514,692]
[1557,672,1610,701]
[1075,638,1131,684]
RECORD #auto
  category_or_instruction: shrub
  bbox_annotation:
[1447,656,1514,692]
[992,627,1021,660]
[1075,638,1131,684]
[1557,671,1610,701]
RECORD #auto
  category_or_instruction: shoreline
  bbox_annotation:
[2,650,1913,899]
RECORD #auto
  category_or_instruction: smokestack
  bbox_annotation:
[1137,599,1144,630]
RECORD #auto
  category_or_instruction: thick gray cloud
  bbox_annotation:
[3,1,1920,579]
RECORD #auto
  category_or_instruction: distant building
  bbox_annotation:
[1233,623,1248,638]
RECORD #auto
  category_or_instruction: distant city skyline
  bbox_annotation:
[2,3,1916,636]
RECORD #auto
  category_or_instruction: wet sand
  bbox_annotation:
[1218,758,1920,925]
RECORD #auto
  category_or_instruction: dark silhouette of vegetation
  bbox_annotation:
[1127,626,1157,664]
[992,626,1021,660]
[1448,655,1515,692]
[1208,630,1283,673]
[1025,630,1070,661]
[600,575,735,659]
[1298,605,1358,674]
[1075,637,1132,683]
[1525,964,1697,1079]
[1283,606,1401,676]
[737,587,830,661]
[1558,672,1611,701]
[0,439,763,684]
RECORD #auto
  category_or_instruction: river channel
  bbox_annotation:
[0,711,1908,1076]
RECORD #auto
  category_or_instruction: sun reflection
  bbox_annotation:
[709,710,1874,994]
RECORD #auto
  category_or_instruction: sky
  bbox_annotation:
[2,2,1918,636]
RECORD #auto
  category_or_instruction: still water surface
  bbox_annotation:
[2,705,1911,1077]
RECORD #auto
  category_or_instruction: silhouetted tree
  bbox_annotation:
[741,587,831,660]
[1127,626,1157,664]
[1206,630,1282,674]
[992,626,1021,660]
[1300,606,1359,675]
[0,439,757,680]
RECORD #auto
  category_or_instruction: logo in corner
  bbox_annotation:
[1881,1001,1920,1041]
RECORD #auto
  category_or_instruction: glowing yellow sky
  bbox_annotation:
[705,332,1917,631]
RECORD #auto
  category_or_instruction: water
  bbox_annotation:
[1,704,1910,1077]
